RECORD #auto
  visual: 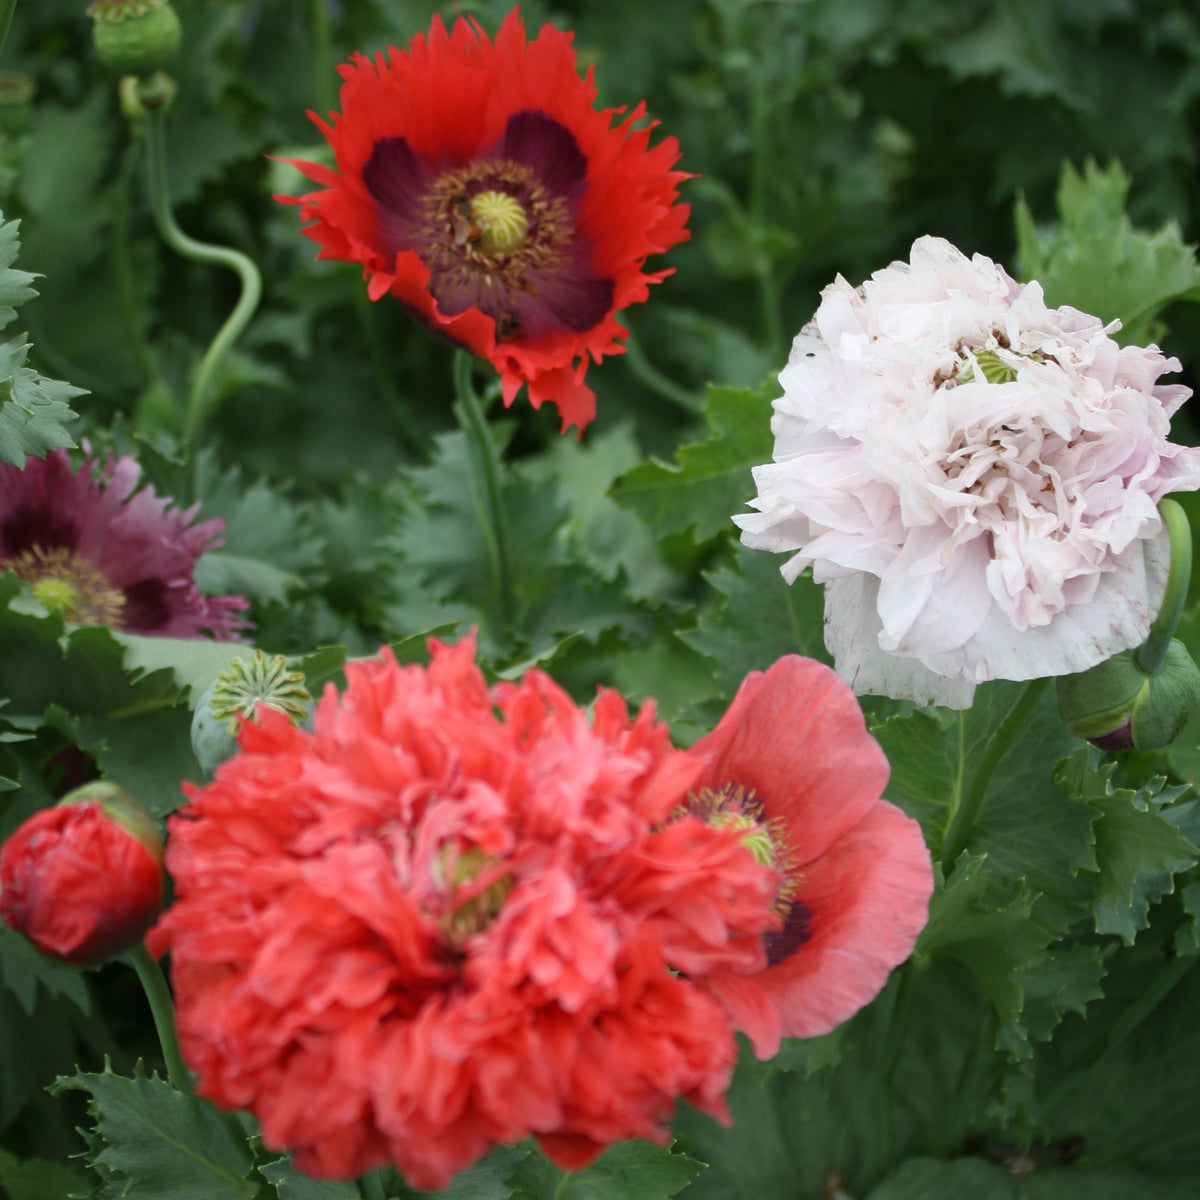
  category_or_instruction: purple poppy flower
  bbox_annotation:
[0,448,250,640]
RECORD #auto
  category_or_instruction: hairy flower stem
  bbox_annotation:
[143,106,263,468]
[124,943,192,1091]
[940,677,1050,872]
[1136,498,1192,676]
[0,0,16,59]
[311,0,334,115]
[453,351,515,635]
[358,1169,388,1200]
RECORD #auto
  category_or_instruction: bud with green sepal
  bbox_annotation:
[0,781,164,965]
[1057,498,1200,750]
[87,0,181,75]
[190,649,314,775]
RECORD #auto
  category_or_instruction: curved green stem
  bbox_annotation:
[1136,498,1192,676]
[124,943,192,1091]
[453,351,514,635]
[622,335,704,412]
[143,106,262,459]
[940,677,1050,872]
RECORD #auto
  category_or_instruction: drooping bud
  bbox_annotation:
[1057,640,1200,751]
[88,0,182,75]
[190,650,313,775]
[0,781,164,965]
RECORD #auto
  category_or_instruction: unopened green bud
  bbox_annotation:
[1056,640,1200,751]
[88,0,181,75]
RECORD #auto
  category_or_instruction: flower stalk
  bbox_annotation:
[1136,498,1192,676]
[453,350,515,635]
[124,942,192,1091]
[143,104,262,462]
[0,0,16,60]
[940,677,1050,872]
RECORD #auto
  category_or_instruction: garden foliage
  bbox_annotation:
[3,1,1200,1198]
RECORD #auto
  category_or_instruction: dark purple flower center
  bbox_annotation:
[362,109,614,340]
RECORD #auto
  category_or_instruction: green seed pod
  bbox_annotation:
[190,652,314,776]
[89,0,182,75]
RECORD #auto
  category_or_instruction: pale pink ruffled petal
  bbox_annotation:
[738,235,1200,704]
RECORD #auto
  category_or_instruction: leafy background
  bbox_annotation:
[2,0,1200,1198]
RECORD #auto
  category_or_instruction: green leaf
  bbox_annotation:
[51,1062,258,1199]
[0,335,82,466]
[0,1147,84,1200]
[387,1144,529,1198]
[609,381,775,545]
[683,546,829,700]
[0,215,40,331]
[0,922,90,1015]
[1056,751,1198,943]
[508,1141,703,1200]
[1014,159,1200,345]
[915,857,1053,1059]
[259,1157,361,1198]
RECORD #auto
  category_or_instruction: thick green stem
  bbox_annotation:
[124,943,192,1092]
[311,0,334,115]
[940,677,1050,871]
[1136,498,1192,676]
[1041,954,1196,1119]
[0,0,16,60]
[453,351,514,634]
[358,1168,388,1200]
[143,106,262,459]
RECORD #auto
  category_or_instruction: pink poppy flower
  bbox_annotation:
[738,236,1200,707]
[689,655,933,1059]
[0,448,249,639]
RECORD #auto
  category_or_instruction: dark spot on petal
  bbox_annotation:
[493,110,588,205]
[1,504,79,557]
[121,578,171,633]
[363,136,432,255]
[764,900,812,966]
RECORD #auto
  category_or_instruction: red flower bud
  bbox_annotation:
[0,782,164,965]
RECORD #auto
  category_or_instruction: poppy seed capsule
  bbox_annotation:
[88,0,181,75]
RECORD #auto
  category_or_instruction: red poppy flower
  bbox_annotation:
[148,636,776,1189]
[0,782,165,966]
[688,656,934,1059]
[283,9,691,433]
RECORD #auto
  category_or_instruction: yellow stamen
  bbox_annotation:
[6,546,125,627]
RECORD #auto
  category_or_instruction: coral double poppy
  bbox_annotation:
[0,449,249,640]
[149,636,777,1188]
[285,9,690,433]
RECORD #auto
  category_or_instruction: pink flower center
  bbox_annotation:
[4,545,125,627]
